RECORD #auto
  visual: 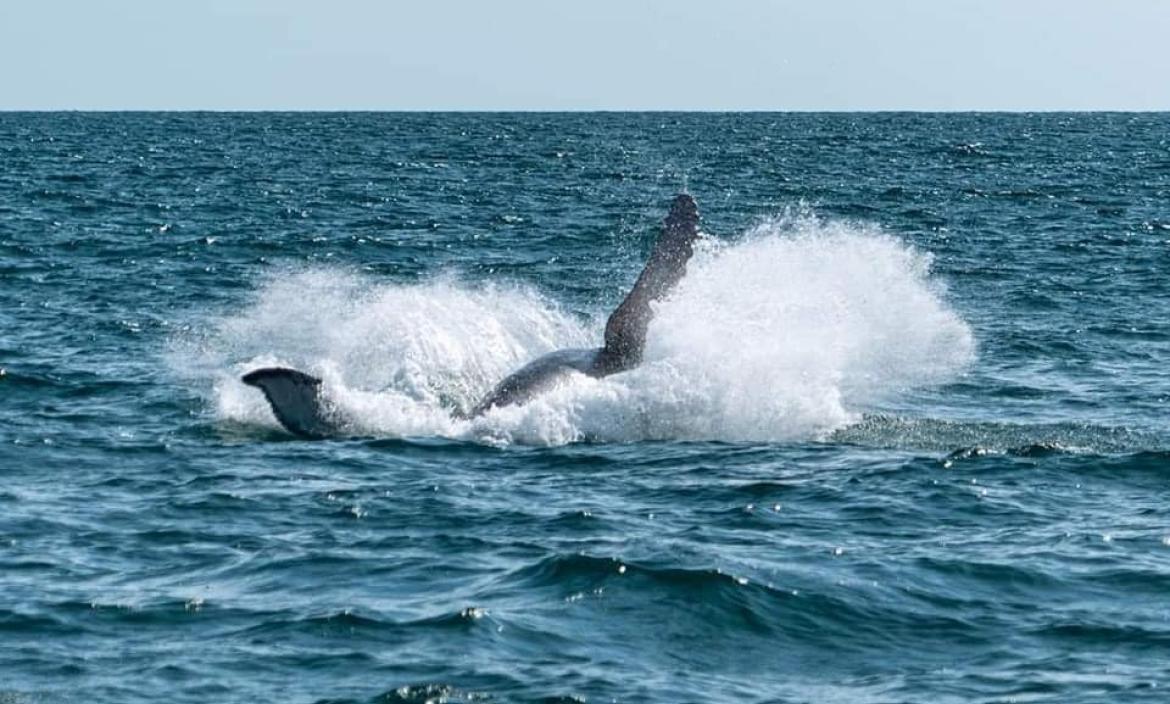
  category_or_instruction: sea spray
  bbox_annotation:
[185,215,974,444]
[177,270,593,437]
[637,213,976,441]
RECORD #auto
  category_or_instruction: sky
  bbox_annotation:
[2,0,1168,111]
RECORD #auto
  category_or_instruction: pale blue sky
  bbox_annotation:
[3,0,1168,110]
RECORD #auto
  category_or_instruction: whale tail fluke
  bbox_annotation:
[241,367,337,438]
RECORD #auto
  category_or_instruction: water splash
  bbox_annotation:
[180,213,974,445]
[638,212,975,441]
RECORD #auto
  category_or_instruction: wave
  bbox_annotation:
[175,213,974,446]
[832,415,1165,457]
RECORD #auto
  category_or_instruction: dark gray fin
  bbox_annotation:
[463,347,602,418]
[241,367,338,438]
[597,194,700,374]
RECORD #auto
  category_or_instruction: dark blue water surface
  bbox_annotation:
[1,113,1168,703]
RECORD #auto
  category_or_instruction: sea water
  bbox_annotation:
[1,112,1167,703]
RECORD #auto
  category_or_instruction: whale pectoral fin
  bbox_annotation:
[600,194,701,372]
[241,367,337,438]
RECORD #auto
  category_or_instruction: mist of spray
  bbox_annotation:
[178,213,974,446]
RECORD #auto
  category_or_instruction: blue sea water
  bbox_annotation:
[1,112,1168,703]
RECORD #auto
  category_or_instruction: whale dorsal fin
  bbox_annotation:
[598,194,700,373]
[241,367,337,438]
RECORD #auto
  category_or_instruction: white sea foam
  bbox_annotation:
[182,213,974,446]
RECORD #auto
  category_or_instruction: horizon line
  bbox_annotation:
[3,108,1169,114]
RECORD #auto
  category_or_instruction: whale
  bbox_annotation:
[242,194,702,438]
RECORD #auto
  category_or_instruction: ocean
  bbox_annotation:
[1,112,1167,703]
